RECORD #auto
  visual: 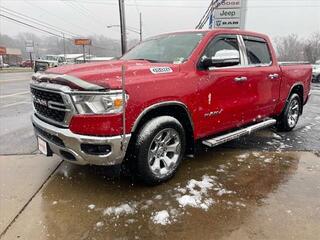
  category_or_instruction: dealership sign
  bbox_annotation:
[74,39,92,46]
[214,19,240,28]
[0,47,6,55]
[214,9,241,19]
[217,0,241,9]
[213,0,242,29]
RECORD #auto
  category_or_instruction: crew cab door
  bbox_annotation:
[196,34,254,137]
[240,35,281,121]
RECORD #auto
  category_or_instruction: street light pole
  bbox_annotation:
[139,12,142,42]
[240,0,248,29]
[62,33,66,59]
[118,0,127,55]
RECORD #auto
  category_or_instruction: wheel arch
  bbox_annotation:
[288,83,304,115]
[131,101,195,154]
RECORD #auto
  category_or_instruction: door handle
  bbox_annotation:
[234,76,248,82]
[268,73,279,80]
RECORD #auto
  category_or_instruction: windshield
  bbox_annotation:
[121,32,205,63]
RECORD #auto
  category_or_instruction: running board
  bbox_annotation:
[202,119,277,148]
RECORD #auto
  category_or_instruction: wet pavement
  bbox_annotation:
[1,150,320,240]
[0,72,320,240]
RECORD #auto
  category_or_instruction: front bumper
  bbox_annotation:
[32,114,131,166]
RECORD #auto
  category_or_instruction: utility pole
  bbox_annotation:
[139,12,142,42]
[240,0,248,30]
[29,52,33,69]
[62,33,66,59]
[208,0,214,29]
[118,0,127,55]
[82,45,86,63]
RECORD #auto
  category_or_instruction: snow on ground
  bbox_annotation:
[176,175,216,210]
[88,204,95,210]
[99,175,236,226]
[151,210,171,225]
[96,222,104,228]
[103,203,136,216]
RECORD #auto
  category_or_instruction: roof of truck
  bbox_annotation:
[156,28,270,40]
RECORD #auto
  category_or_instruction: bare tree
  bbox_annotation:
[274,32,320,63]
[274,34,306,62]
[304,32,320,64]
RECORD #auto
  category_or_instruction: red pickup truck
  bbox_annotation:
[31,29,312,184]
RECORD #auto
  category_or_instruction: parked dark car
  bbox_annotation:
[20,60,33,68]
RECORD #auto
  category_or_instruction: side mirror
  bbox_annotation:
[200,50,240,69]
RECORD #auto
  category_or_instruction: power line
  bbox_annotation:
[23,0,98,36]
[0,14,71,39]
[60,0,110,29]
[0,13,110,50]
[0,7,79,38]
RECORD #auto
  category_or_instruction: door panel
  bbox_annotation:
[196,35,254,138]
[197,67,254,137]
[241,36,281,122]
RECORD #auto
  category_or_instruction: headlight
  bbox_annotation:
[71,91,128,114]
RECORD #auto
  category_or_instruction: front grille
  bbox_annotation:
[33,124,65,147]
[31,87,67,124]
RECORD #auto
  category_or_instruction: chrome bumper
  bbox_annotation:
[32,114,131,166]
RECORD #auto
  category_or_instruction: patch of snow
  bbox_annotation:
[52,201,58,205]
[96,222,104,228]
[154,195,162,200]
[88,204,95,210]
[177,195,199,208]
[216,188,234,196]
[264,158,272,163]
[103,203,136,216]
[237,153,249,159]
[273,133,282,140]
[176,175,216,210]
[151,210,171,225]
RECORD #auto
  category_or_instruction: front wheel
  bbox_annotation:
[134,116,186,185]
[276,93,301,132]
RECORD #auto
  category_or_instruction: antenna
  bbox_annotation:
[121,64,127,150]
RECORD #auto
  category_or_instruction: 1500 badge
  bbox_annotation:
[150,67,173,74]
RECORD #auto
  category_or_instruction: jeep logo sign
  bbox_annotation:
[214,9,241,19]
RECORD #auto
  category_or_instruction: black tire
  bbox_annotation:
[276,93,301,132]
[317,75,320,83]
[134,116,186,185]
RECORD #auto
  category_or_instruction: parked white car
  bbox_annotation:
[312,61,320,83]
[34,55,66,72]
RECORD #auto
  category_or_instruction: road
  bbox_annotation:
[0,72,36,155]
[0,72,319,240]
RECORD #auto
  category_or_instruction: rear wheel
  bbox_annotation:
[276,93,301,132]
[134,116,186,185]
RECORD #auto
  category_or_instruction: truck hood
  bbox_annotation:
[37,60,180,90]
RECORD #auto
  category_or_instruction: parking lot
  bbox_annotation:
[1,72,320,240]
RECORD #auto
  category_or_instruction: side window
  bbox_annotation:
[243,37,272,65]
[202,35,240,68]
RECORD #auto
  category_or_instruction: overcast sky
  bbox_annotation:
[1,0,320,41]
